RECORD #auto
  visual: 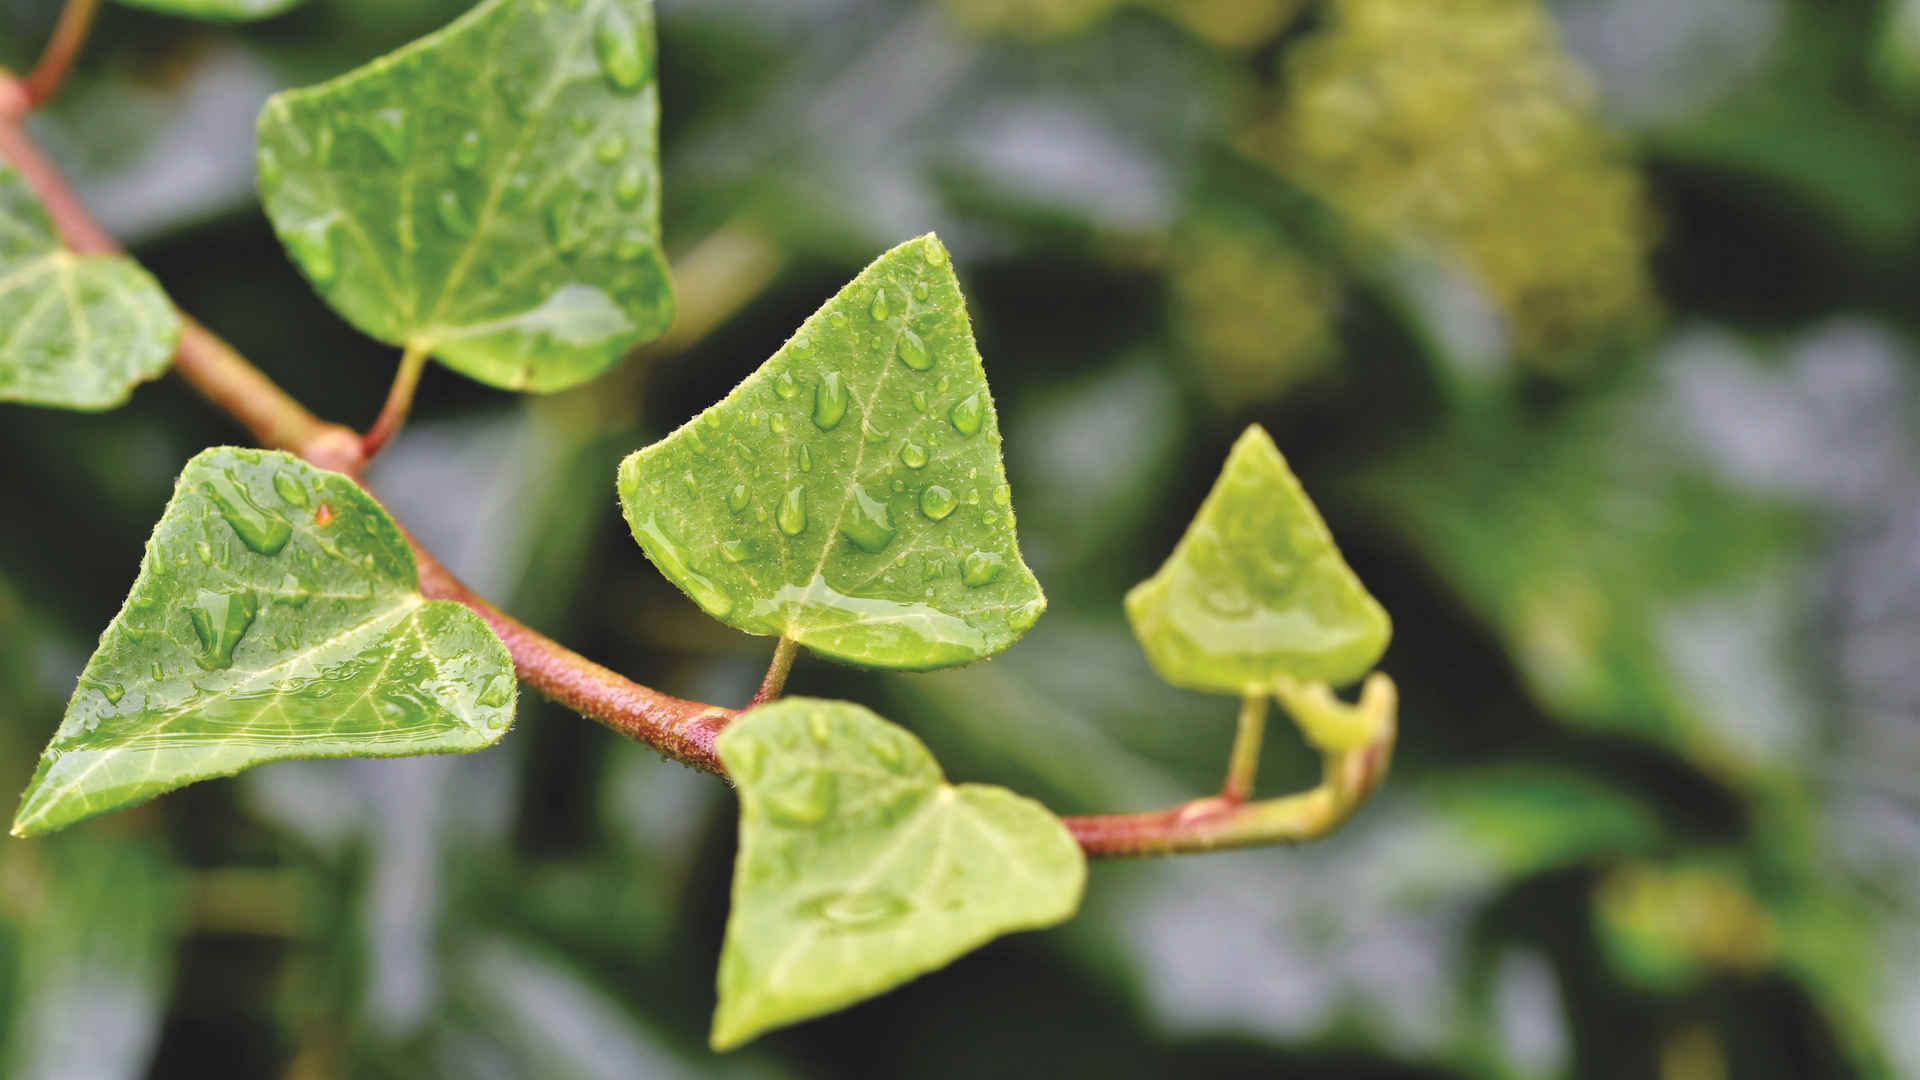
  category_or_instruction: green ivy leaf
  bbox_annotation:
[115,0,306,21]
[12,448,517,837]
[0,163,179,411]
[1126,424,1389,694]
[712,698,1085,1050]
[617,234,1045,670]
[256,0,673,393]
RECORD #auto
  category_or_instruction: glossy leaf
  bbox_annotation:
[712,698,1085,1049]
[256,0,673,393]
[0,163,179,411]
[617,234,1045,670]
[115,0,306,20]
[12,448,517,837]
[1126,425,1389,694]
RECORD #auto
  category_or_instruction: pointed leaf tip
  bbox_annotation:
[12,448,516,836]
[618,236,1044,670]
[710,698,1084,1049]
[1125,424,1390,694]
[257,0,672,393]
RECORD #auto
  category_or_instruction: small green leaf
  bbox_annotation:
[0,163,179,411]
[12,448,517,837]
[115,0,306,20]
[617,234,1045,670]
[256,0,673,393]
[1126,424,1389,694]
[712,698,1085,1049]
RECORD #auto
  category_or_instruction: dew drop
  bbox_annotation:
[923,235,949,266]
[913,280,930,300]
[188,589,259,671]
[899,442,928,469]
[477,675,514,708]
[203,472,292,556]
[769,413,789,435]
[895,328,932,371]
[454,129,485,170]
[798,445,813,473]
[949,392,984,436]
[435,189,475,237]
[919,484,957,522]
[840,483,895,553]
[272,470,308,507]
[593,9,651,92]
[287,218,340,288]
[910,389,930,414]
[614,167,646,208]
[791,334,814,355]
[81,678,125,705]
[278,573,309,607]
[1008,597,1044,633]
[778,486,808,536]
[594,133,629,163]
[773,371,799,400]
[813,889,912,929]
[728,483,751,514]
[962,550,1004,588]
[720,539,750,563]
[364,107,410,164]
[812,371,848,431]
[869,287,890,321]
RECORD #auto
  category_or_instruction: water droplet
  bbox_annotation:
[203,472,292,556]
[594,133,629,163]
[364,108,410,164]
[188,589,259,671]
[919,484,957,521]
[949,393,984,436]
[682,471,698,495]
[778,486,808,536]
[806,710,831,745]
[798,445,813,472]
[764,773,834,826]
[962,551,1004,588]
[720,539,750,563]
[841,483,895,553]
[287,218,339,288]
[868,735,904,769]
[870,287,890,321]
[812,371,847,430]
[773,371,799,399]
[728,484,751,514]
[895,328,932,371]
[1008,597,1044,633]
[808,889,912,929]
[910,389,930,413]
[272,470,308,507]
[477,675,514,708]
[792,334,814,355]
[900,442,928,469]
[594,8,651,92]
[454,129,485,170]
[769,413,789,435]
[635,516,733,617]
[278,573,309,606]
[81,678,125,705]
[914,280,930,300]
[435,189,474,236]
[923,235,949,266]
[614,167,646,207]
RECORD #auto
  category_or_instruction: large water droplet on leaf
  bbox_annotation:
[188,589,259,671]
[593,8,651,92]
[202,472,293,556]
[962,551,1004,588]
[949,393,984,436]
[841,483,896,553]
[919,484,957,522]
[778,486,809,537]
[895,328,932,371]
[813,371,848,430]
[363,108,410,164]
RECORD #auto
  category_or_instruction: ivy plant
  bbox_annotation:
[0,0,1401,1052]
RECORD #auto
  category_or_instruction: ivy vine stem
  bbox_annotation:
[362,342,430,461]
[1220,691,1268,803]
[749,636,800,707]
[20,0,99,109]
[0,83,1395,858]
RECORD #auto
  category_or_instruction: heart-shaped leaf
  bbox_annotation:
[12,448,517,837]
[618,234,1044,670]
[115,0,305,20]
[712,698,1085,1049]
[0,162,179,411]
[1126,424,1390,694]
[256,0,672,393]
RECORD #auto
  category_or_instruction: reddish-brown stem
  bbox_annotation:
[20,0,99,109]
[0,78,1396,857]
[361,343,429,461]
[749,636,799,707]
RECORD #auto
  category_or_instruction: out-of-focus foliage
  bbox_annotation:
[3,0,1918,1075]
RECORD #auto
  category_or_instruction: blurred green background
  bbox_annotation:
[2,0,1918,1076]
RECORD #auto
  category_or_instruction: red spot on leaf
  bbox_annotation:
[314,503,335,526]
